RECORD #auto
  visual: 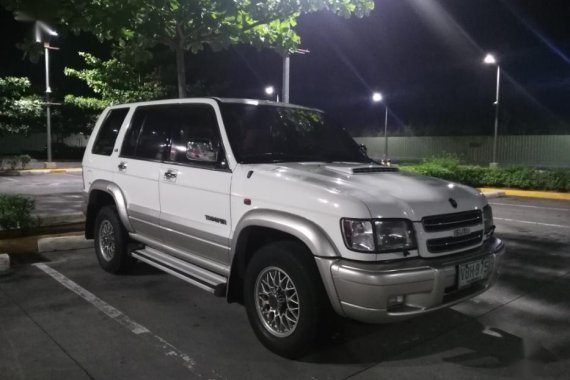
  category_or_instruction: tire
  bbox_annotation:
[93,205,134,274]
[244,241,327,358]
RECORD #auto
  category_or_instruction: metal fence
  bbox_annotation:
[2,132,570,167]
[355,135,570,167]
[0,133,88,155]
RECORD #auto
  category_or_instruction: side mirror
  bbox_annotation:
[186,139,219,162]
[358,144,368,156]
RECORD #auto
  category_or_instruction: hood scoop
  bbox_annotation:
[325,165,399,175]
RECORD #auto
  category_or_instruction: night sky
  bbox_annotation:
[1,0,569,136]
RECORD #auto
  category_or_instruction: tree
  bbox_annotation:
[60,51,167,135]
[64,52,167,108]
[2,0,374,97]
[0,76,43,135]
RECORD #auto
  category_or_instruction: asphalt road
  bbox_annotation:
[0,173,83,216]
[1,197,569,379]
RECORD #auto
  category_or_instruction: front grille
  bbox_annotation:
[422,210,482,232]
[352,167,399,174]
[427,231,483,253]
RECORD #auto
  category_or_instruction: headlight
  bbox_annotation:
[341,219,375,252]
[341,218,416,253]
[483,205,494,235]
[374,220,416,252]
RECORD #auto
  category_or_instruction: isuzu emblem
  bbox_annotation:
[454,227,471,237]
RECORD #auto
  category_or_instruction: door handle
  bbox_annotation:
[164,169,177,180]
[118,162,127,171]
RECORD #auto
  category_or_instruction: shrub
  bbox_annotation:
[0,194,36,230]
[0,155,33,170]
[400,163,570,192]
[19,154,31,169]
[422,153,461,170]
[6,157,19,170]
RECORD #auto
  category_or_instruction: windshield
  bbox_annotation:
[220,103,370,164]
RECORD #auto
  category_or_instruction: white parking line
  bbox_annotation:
[33,263,210,377]
[490,202,570,212]
[495,217,570,229]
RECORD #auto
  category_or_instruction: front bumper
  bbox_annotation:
[315,237,505,323]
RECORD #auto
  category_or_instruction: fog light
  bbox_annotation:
[387,295,405,307]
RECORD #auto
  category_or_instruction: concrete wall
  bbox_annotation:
[355,135,570,167]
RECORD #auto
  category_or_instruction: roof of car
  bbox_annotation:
[107,97,322,113]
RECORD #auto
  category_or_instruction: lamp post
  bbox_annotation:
[15,12,59,163]
[372,92,389,160]
[265,86,279,102]
[281,48,309,103]
[484,53,501,167]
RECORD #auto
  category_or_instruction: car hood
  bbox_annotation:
[249,162,487,220]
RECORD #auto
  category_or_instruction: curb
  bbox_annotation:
[481,191,506,199]
[479,188,570,201]
[0,168,82,176]
[36,213,85,227]
[37,235,93,253]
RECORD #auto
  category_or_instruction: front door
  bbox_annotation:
[158,103,232,265]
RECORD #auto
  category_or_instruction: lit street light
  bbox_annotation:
[15,12,59,163]
[484,53,501,167]
[372,92,389,161]
[265,85,279,102]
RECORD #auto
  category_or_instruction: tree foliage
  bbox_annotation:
[0,76,43,135]
[64,51,167,108]
[3,0,374,96]
[59,51,167,135]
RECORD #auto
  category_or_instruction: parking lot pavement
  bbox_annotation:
[0,173,84,218]
[1,196,569,379]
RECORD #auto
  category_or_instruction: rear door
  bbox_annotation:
[158,102,232,266]
[83,107,130,189]
[115,105,173,242]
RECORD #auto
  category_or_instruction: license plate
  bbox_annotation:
[458,258,491,289]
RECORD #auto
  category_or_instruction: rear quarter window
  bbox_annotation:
[92,108,129,156]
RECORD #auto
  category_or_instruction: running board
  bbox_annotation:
[131,247,227,297]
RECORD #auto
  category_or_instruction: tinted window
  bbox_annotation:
[92,108,129,156]
[220,104,368,164]
[120,106,175,161]
[168,105,220,165]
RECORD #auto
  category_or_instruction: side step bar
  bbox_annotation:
[131,247,227,297]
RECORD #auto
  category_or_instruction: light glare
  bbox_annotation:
[264,86,275,95]
[484,54,497,65]
[372,92,383,102]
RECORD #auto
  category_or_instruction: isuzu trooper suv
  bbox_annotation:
[82,98,505,358]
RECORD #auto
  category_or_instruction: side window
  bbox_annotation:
[120,106,175,161]
[92,108,129,156]
[168,104,221,166]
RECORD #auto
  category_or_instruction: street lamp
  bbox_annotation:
[372,92,389,161]
[281,48,309,103]
[484,53,501,167]
[264,86,279,102]
[15,12,59,163]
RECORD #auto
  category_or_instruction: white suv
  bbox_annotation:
[82,98,504,357]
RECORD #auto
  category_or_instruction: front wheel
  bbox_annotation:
[93,205,134,274]
[244,241,326,358]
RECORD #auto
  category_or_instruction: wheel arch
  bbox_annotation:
[85,180,133,239]
[226,210,341,313]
